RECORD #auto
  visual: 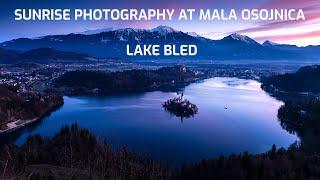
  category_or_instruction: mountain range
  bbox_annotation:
[0,25,319,63]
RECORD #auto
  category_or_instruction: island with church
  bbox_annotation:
[163,93,198,118]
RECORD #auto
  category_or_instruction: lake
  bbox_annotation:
[10,77,298,165]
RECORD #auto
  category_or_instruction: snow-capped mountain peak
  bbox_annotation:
[151,25,177,35]
[186,32,201,37]
[230,33,250,41]
[262,40,279,46]
[117,28,137,33]
[81,28,115,35]
[224,33,259,45]
[78,26,180,37]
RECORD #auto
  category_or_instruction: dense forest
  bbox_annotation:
[263,64,320,160]
[278,98,320,153]
[0,85,63,130]
[262,65,320,93]
[176,144,320,180]
[0,123,171,179]
[1,124,320,179]
[54,65,199,95]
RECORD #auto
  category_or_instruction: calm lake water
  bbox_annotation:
[12,77,298,165]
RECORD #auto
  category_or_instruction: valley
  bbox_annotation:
[0,25,320,179]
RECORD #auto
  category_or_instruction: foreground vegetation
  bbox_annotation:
[2,123,320,179]
[176,144,320,180]
[0,124,171,179]
[54,65,199,95]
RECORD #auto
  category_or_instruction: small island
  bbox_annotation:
[163,93,198,118]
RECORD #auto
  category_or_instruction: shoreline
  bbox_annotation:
[0,100,63,135]
[0,118,38,134]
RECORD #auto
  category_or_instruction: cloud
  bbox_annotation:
[255,29,320,42]
[231,0,320,45]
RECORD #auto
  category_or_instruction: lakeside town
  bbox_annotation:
[0,61,295,94]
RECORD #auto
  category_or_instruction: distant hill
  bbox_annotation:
[262,65,320,93]
[1,25,319,60]
[15,48,91,63]
[54,65,198,95]
[0,48,93,64]
[0,48,20,62]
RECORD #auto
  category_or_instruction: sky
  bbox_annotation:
[0,0,319,46]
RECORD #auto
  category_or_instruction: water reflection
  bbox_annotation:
[3,77,299,165]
